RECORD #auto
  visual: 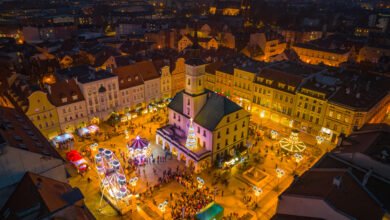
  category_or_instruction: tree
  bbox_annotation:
[185,118,197,149]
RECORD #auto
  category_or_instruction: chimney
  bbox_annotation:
[333,176,342,188]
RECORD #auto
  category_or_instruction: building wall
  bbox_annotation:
[294,89,327,135]
[119,85,145,111]
[292,46,350,67]
[26,91,61,138]
[144,78,161,103]
[233,68,255,111]
[204,72,215,91]
[215,70,234,97]
[277,196,349,220]
[212,109,250,162]
[160,66,172,99]
[56,101,88,132]
[171,58,186,95]
[358,46,390,63]
[77,77,119,120]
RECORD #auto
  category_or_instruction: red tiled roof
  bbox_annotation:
[47,79,84,107]
[113,60,160,86]
[284,169,384,220]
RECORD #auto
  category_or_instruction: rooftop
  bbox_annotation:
[0,106,62,159]
[47,79,84,107]
[0,172,94,220]
[284,169,384,220]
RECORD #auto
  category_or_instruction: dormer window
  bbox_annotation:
[128,77,132,82]
[135,76,138,80]
[72,95,78,100]
[61,97,68,103]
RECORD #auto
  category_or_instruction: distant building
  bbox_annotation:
[242,32,287,61]
[22,24,76,43]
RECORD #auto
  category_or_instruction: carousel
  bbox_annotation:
[127,136,151,166]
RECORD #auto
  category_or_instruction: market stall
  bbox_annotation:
[51,133,74,150]
[77,125,99,137]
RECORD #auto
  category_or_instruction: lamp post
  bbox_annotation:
[197,177,205,189]
[260,110,265,128]
[271,130,278,140]
[275,168,285,191]
[252,186,262,204]
[316,136,324,145]
[129,177,138,194]
[158,200,168,220]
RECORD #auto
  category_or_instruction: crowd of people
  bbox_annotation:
[170,189,213,219]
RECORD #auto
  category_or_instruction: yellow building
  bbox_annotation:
[322,80,390,142]
[204,62,223,91]
[292,43,350,67]
[252,62,322,127]
[178,35,219,52]
[233,65,258,111]
[160,65,172,99]
[26,90,61,138]
[295,86,329,135]
[171,58,186,96]
[215,64,234,97]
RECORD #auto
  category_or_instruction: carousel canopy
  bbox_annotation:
[128,136,149,149]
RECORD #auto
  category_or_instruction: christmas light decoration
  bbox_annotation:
[95,148,129,205]
[279,130,306,152]
[185,118,197,149]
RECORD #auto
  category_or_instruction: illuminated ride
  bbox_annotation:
[127,136,151,166]
[279,130,306,153]
[66,150,88,173]
[95,148,129,206]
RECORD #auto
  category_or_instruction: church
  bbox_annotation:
[156,34,250,172]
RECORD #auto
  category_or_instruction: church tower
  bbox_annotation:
[182,21,208,119]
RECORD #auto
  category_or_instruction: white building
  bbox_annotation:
[72,67,119,121]
[113,61,161,110]
[47,79,88,132]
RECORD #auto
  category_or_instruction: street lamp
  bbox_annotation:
[275,168,285,191]
[293,153,303,163]
[260,110,265,127]
[197,177,205,189]
[158,200,168,219]
[129,177,138,187]
[271,130,278,140]
[316,136,324,145]
[276,168,285,178]
[252,186,262,204]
